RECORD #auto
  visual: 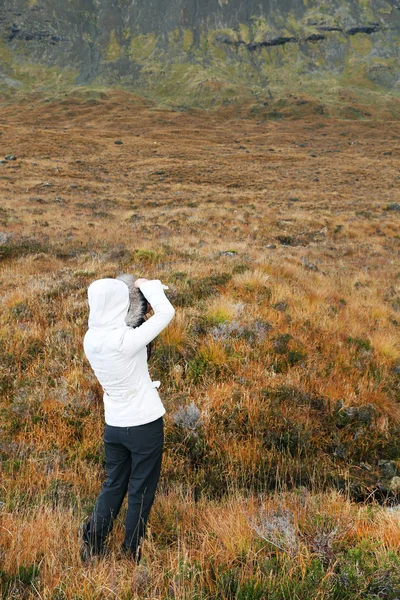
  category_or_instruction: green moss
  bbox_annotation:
[153,65,251,108]
[350,34,373,57]
[211,44,226,61]
[238,23,250,43]
[378,2,393,15]
[81,32,94,44]
[182,29,194,52]
[206,28,237,56]
[197,31,210,56]
[248,15,274,43]
[359,0,377,21]
[106,30,122,62]
[302,8,338,27]
[8,61,78,91]
[340,38,380,91]
[0,41,13,67]
[285,11,304,35]
[129,33,157,62]
[169,27,181,47]
[366,57,399,88]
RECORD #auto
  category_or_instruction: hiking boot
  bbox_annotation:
[81,522,107,563]
[80,542,108,564]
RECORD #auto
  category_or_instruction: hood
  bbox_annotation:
[87,278,129,330]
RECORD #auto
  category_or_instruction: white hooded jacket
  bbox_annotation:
[83,278,175,426]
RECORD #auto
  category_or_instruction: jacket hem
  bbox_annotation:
[104,406,166,427]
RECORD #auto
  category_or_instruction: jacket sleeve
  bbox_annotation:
[122,279,175,355]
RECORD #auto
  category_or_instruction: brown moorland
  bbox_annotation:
[0,89,399,599]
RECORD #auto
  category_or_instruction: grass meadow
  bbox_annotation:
[0,88,399,598]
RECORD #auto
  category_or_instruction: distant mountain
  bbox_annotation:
[1,0,400,112]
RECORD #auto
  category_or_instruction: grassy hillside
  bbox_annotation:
[1,0,400,114]
[0,88,399,598]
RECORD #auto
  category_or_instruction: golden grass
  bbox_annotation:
[0,91,400,597]
[1,489,399,598]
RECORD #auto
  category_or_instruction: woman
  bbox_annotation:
[81,275,175,562]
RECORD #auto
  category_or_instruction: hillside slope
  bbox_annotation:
[1,0,400,112]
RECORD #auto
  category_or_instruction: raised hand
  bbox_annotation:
[134,277,149,288]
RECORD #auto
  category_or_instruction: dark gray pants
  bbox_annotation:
[84,416,164,555]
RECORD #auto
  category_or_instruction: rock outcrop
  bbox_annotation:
[1,0,400,109]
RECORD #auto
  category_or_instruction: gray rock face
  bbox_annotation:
[1,0,400,106]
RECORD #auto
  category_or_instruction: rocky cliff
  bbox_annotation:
[1,0,400,112]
